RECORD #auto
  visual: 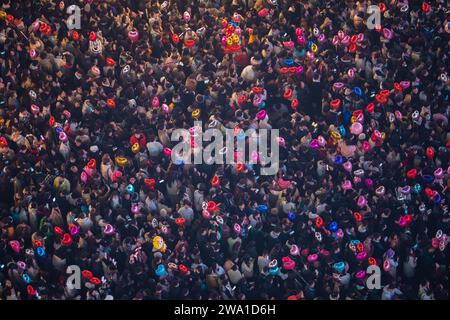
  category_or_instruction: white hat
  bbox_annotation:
[90,145,99,153]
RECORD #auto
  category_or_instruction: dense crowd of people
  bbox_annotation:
[0,0,449,300]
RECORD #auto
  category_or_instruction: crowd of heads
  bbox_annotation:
[0,0,449,300]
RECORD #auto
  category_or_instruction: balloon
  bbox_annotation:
[282,256,296,270]
[394,82,402,92]
[316,232,322,241]
[382,28,393,40]
[426,146,434,159]
[357,195,367,208]
[375,93,387,104]
[283,88,293,100]
[155,264,167,277]
[80,171,88,183]
[27,285,36,297]
[131,143,140,154]
[175,218,186,227]
[334,155,344,165]
[104,224,115,235]
[363,141,371,152]
[316,216,324,228]
[422,175,434,184]
[257,205,268,214]
[334,262,345,273]
[69,224,79,236]
[371,130,382,142]
[332,35,340,46]
[288,212,296,221]
[89,31,97,42]
[106,98,115,109]
[290,245,299,257]
[434,168,444,180]
[211,175,220,187]
[36,247,45,257]
[62,233,73,246]
[318,33,326,43]
[152,236,165,251]
[127,28,139,42]
[184,39,195,48]
[356,251,367,261]
[350,122,363,135]
[375,186,385,196]
[343,161,353,172]
[258,8,269,17]
[307,254,318,263]
[433,193,442,204]
[126,184,135,194]
[406,169,417,179]
[279,67,289,75]
[297,35,306,45]
[355,270,366,279]
[400,81,411,90]
[401,185,411,195]
[113,159,126,170]
[310,139,320,150]
[331,131,341,141]
[59,132,68,142]
[207,201,218,212]
[353,109,364,123]
[330,99,341,110]
[366,102,375,113]
[284,58,294,67]
[329,222,338,232]
[131,203,140,214]
[269,259,278,268]
[341,35,350,45]
[283,41,294,50]
[342,180,352,190]
[333,82,344,90]
[163,148,172,157]
[256,110,266,120]
[414,184,422,193]
[269,266,279,275]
